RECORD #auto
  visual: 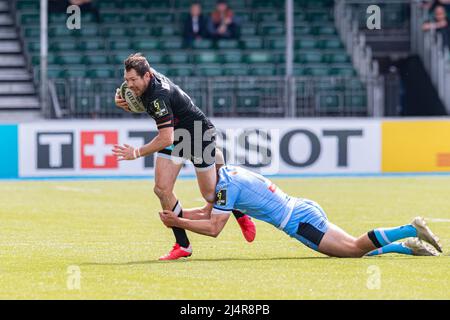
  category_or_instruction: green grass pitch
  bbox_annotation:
[0,176,449,299]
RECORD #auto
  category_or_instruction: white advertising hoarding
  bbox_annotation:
[18,119,381,178]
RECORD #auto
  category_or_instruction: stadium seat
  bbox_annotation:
[50,41,78,51]
[257,12,282,22]
[319,94,340,110]
[101,13,123,23]
[241,37,264,49]
[128,27,153,37]
[165,52,190,64]
[325,52,350,64]
[124,13,149,23]
[305,66,330,76]
[196,65,223,76]
[222,51,244,64]
[83,55,109,65]
[245,52,274,64]
[296,38,319,49]
[87,67,116,78]
[260,23,285,36]
[63,68,87,78]
[78,39,105,51]
[160,38,183,50]
[103,27,127,37]
[313,26,337,35]
[294,26,313,35]
[167,66,195,77]
[195,52,221,64]
[320,39,343,49]
[145,52,165,64]
[134,40,160,51]
[269,38,286,50]
[223,64,250,76]
[249,64,277,76]
[56,54,84,65]
[217,40,239,50]
[296,52,324,64]
[330,66,356,76]
[240,24,257,36]
[109,39,132,50]
[20,13,39,25]
[192,39,214,50]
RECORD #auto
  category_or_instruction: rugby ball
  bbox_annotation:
[119,81,146,113]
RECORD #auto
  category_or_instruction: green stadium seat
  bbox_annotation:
[217,40,239,49]
[222,51,244,63]
[109,39,132,50]
[237,94,260,110]
[260,23,284,35]
[245,52,274,64]
[165,52,190,64]
[257,12,282,22]
[196,65,223,76]
[345,94,367,109]
[49,14,67,24]
[27,41,41,52]
[24,27,40,38]
[158,25,178,36]
[330,66,356,76]
[50,41,78,51]
[123,1,148,9]
[63,67,87,78]
[128,27,152,37]
[21,13,39,25]
[153,14,174,24]
[83,55,109,65]
[192,39,214,49]
[213,95,232,112]
[78,24,99,37]
[56,54,84,65]
[234,12,253,23]
[134,40,160,51]
[17,0,39,10]
[305,66,330,76]
[313,26,336,35]
[320,39,343,49]
[325,52,350,63]
[111,51,133,64]
[241,37,263,49]
[294,12,306,21]
[101,13,123,23]
[296,52,324,63]
[195,52,221,64]
[296,38,319,49]
[240,24,257,36]
[223,64,250,76]
[167,66,194,77]
[252,0,277,9]
[160,38,183,50]
[269,38,285,49]
[319,94,340,110]
[124,13,149,23]
[49,27,75,37]
[78,39,105,51]
[307,12,331,23]
[249,64,277,76]
[87,67,115,78]
[144,52,165,64]
[294,26,313,35]
[103,27,127,37]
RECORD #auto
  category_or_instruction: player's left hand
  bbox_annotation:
[159,210,178,227]
[112,144,139,161]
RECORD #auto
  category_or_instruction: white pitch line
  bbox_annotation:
[427,218,450,223]
[55,186,101,193]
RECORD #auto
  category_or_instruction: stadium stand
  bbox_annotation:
[0,0,39,111]
[15,0,370,118]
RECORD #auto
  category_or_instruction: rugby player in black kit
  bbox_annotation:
[112,53,255,260]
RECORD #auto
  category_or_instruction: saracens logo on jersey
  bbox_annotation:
[152,99,169,117]
[215,189,227,206]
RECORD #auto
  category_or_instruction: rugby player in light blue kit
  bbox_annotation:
[160,159,443,258]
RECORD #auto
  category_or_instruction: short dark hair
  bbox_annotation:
[124,53,151,77]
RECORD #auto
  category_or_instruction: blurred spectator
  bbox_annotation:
[422,5,450,49]
[183,2,208,48]
[422,0,450,12]
[207,0,240,40]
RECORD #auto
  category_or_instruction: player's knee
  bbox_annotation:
[153,184,173,199]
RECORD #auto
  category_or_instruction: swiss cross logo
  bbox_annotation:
[81,131,118,169]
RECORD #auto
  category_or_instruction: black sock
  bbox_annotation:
[232,209,245,220]
[171,201,190,248]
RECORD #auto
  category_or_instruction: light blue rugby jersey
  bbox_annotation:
[213,165,297,230]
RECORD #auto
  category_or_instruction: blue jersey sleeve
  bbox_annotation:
[212,182,240,215]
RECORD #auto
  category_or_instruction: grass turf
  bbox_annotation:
[0,176,449,299]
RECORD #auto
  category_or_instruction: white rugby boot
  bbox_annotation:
[411,217,442,253]
[403,238,439,256]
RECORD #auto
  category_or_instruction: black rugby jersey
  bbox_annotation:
[140,68,214,132]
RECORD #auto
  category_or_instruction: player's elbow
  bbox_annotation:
[209,224,221,238]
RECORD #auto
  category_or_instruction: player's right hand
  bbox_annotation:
[115,88,131,112]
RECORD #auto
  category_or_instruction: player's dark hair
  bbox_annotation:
[124,53,151,78]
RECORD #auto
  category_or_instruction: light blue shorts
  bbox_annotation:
[283,199,329,251]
